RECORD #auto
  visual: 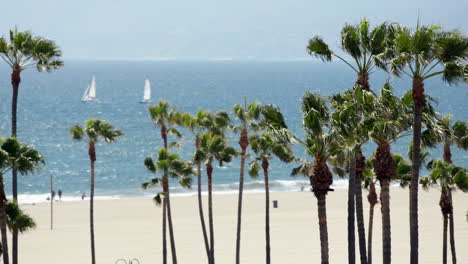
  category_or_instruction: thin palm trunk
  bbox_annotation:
[348,155,356,264]
[89,142,96,264]
[381,179,391,264]
[162,197,167,264]
[443,144,457,264]
[0,173,10,264]
[367,182,378,264]
[235,129,248,264]
[410,77,424,264]
[161,126,177,263]
[165,178,177,264]
[443,214,448,264]
[11,69,20,264]
[356,151,367,264]
[448,192,456,264]
[197,161,210,261]
[207,163,215,264]
[196,139,210,261]
[317,195,329,264]
[262,158,271,264]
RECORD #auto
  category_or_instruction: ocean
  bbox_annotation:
[0,60,466,203]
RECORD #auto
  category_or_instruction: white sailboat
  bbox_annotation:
[140,78,152,103]
[82,76,97,102]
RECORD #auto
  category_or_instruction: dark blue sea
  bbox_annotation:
[0,61,466,203]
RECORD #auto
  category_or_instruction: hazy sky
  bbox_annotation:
[1,0,466,60]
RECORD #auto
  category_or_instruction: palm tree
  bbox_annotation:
[148,100,183,263]
[435,117,468,263]
[248,110,294,264]
[329,85,377,264]
[287,92,341,264]
[389,24,467,263]
[194,132,236,264]
[70,120,123,264]
[421,160,468,264]
[307,19,395,262]
[232,100,262,264]
[142,149,193,262]
[0,137,44,264]
[181,110,231,261]
[5,201,36,234]
[0,28,62,264]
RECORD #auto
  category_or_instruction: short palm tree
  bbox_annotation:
[0,137,44,264]
[194,132,236,264]
[70,120,122,264]
[389,24,467,262]
[434,117,468,263]
[248,107,294,264]
[148,100,183,263]
[5,201,36,234]
[180,110,230,261]
[0,28,62,264]
[289,92,341,264]
[421,160,468,264]
[361,160,378,264]
[142,149,193,262]
[232,100,262,264]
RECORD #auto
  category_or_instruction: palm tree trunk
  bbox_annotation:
[410,77,424,264]
[348,155,356,264]
[380,179,391,264]
[162,196,167,264]
[0,173,10,264]
[443,144,456,264]
[235,129,249,264]
[89,142,97,264]
[356,150,367,264]
[11,69,21,264]
[367,182,378,264]
[207,163,215,264]
[317,195,329,264]
[356,71,370,91]
[448,191,456,264]
[262,158,271,264]
[197,161,210,260]
[165,176,178,264]
[443,214,448,264]
[195,136,210,261]
[161,125,177,263]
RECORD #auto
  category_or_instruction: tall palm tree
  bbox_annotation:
[0,137,44,264]
[329,85,377,264]
[421,161,468,264]
[148,100,183,264]
[232,100,262,264]
[248,111,294,264]
[435,117,468,263]
[70,120,122,264]
[307,19,395,263]
[194,132,236,264]
[0,28,62,264]
[142,149,193,261]
[389,25,467,263]
[181,110,231,261]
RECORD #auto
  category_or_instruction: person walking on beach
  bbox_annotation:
[58,189,62,201]
[81,192,86,200]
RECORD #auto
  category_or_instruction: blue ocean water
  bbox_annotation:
[0,61,466,202]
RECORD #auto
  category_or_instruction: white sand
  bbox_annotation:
[13,187,468,263]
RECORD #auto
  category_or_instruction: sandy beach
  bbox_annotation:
[16,187,468,263]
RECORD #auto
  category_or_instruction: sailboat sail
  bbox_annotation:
[141,78,152,103]
[82,76,97,102]
[88,76,96,99]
